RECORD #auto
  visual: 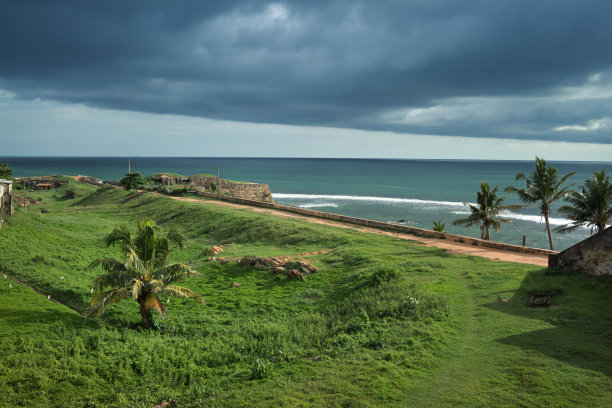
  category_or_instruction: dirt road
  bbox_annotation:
[157,193,550,267]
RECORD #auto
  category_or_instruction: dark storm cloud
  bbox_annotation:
[2,0,612,142]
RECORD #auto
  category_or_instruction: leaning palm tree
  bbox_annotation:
[453,182,518,240]
[504,157,574,250]
[555,170,612,235]
[85,219,204,328]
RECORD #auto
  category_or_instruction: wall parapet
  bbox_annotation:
[191,177,274,203]
[194,190,556,256]
[548,226,612,275]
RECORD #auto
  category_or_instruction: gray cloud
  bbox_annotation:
[2,0,612,142]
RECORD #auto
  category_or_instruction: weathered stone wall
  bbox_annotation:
[194,190,556,256]
[16,177,70,189]
[190,177,274,203]
[152,175,190,185]
[548,227,612,275]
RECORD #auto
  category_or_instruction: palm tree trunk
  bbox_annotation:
[544,213,554,250]
[139,301,152,329]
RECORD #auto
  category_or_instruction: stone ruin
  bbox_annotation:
[190,176,274,203]
[549,226,612,275]
[208,245,319,280]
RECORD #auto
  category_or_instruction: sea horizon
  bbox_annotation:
[2,156,611,251]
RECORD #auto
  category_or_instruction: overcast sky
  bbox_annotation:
[1,1,612,159]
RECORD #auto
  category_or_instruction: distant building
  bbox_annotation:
[0,179,13,229]
[36,183,54,191]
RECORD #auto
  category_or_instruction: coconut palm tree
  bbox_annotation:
[504,157,574,250]
[86,219,204,328]
[555,170,612,235]
[453,182,518,240]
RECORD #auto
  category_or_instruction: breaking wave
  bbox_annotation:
[273,193,467,207]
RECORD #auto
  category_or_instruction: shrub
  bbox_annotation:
[370,266,402,286]
[250,357,273,379]
[119,172,145,190]
[432,220,445,232]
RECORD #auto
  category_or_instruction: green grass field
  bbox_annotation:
[0,181,610,407]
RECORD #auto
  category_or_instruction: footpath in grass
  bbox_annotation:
[0,180,610,407]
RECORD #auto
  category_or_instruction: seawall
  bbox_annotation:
[194,190,556,257]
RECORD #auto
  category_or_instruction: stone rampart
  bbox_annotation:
[194,190,555,256]
[548,226,612,275]
[190,177,274,203]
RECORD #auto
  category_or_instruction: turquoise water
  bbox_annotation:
[3,157,612,251]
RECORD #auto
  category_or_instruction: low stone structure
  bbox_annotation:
[548,227,612,275]
[152,174,190,185]
[17,177,69,189]
[0,179,13,229]
[76,175,103,186]
[190,177,274,203]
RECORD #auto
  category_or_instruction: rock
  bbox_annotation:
[272,266,286,273]
[233,282,242,287]
[210,245,224,256]
[254,262,267,270]
[240,256,255,265]
[218,257,230,264]
[286,269,304,280]
[265,257,282,266]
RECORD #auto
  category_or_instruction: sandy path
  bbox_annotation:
[156,193,550,267]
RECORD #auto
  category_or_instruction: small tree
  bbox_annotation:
[86,219,204,328]
[432,220,446,232]
[504,157,574,250]
[120,172,145,191]
[555,170,612,234]
[0,161,12,179]
[453,182,518,240]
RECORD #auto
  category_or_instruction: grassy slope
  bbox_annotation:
[0,181,610,407]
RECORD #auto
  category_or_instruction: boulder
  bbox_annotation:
[210,245,224,256]
[233,282,242,287]
[286,269,304,280]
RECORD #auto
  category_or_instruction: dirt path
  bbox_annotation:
[156,193,550,267]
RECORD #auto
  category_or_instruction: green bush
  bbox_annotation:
[250,357,273,379]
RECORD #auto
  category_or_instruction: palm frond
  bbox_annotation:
[88,258,126,273]
[131,279,145,299]
[166,230,187,249]
[152,263,198,283]
[89,287,131,317]
[163,285,205,303]
[93,271,135,292]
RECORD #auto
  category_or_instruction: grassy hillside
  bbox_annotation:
[0,181,610,407]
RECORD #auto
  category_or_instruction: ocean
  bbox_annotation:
[3,156,612,251]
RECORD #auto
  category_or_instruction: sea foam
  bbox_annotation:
[273,193,467,207]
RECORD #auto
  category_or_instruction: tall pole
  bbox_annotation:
[216,165,220,196]
[51,181,55,207]
[129,159,131,173]
[23,179,27,210]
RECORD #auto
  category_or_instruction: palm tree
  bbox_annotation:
[504,157,574,250]
[86,219,204,328]
[453,182,518,240]
[555,170,612,235]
